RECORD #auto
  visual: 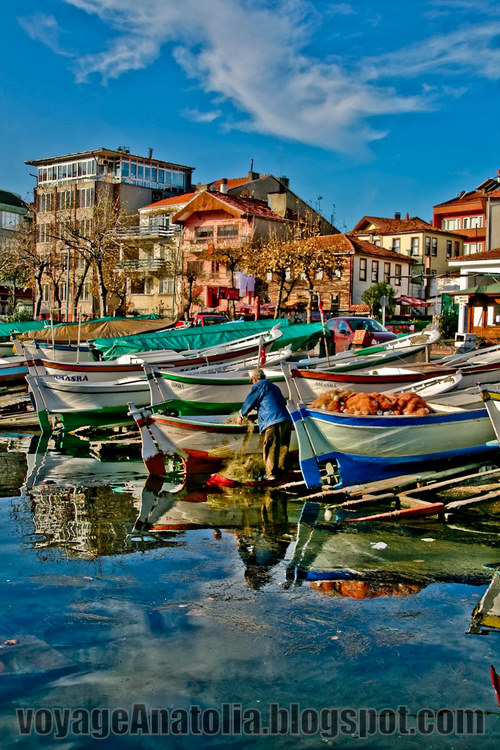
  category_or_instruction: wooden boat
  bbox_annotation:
[480,385,500,443]
[142,327,442,418]
[20,326,283,382]
[26,373,151,431]
[146,365,290,417]
[287,344,500,398]
[283,366,498,489]
[0,355,28,385]
[128,403,298,476]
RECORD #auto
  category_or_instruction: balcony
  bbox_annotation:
[118,257,179,273]
[116,225,181,239]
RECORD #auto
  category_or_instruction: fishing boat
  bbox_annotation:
[21,326,284,382]
[480,385,500,443]
[26,372,151,431]
[17,317,176,362]
[142,327,442,418]
[283,366,498,489]
[128,403,298,476]
[284,342,500,399]
[0,354,28,385]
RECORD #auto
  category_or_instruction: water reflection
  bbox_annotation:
[469,569,500,635]
[4,428,499,596]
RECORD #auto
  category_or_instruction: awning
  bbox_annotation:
[450,283,500,296]
[396,295,432,307]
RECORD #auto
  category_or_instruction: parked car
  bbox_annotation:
[327,316,398,352]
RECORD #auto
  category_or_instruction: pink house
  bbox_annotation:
[172,189,288,311]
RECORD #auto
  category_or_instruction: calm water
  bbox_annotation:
[0,430,499,748]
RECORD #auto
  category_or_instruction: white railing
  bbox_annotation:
[116,226,181,239]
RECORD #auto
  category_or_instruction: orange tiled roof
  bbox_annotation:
[352,215,458,236]
[311,234,415,262]
[177,190,287,221]
[140,192,198,210]
[449,247,500,262]
[434,190,485,208]
[208,177,251,191]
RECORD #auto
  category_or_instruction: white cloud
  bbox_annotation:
[18,13,73,57]
[182,108,222,124]
[17,0,500,155]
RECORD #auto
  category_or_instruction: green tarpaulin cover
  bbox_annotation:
[93,319,287,360]
[0,320,47,342]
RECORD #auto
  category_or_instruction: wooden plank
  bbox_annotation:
[343,502,446,523]
[445,490,500,510]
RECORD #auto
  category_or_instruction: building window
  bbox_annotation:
[266,271,273,281]
[57,190,72,210]
[442,218,461,231]
[77,188,94,208]
[395,264,402,286]
[315,269,324,280]
[392,238,400,252]
[37,223,51,243]
[384,262,390,283]
[285,268,291,280]
[217,225,239,238]
[144,277,154,295]
[42,283,51,302]
[58,283,67,301]
[195,226,214,239]
[466,242,483,254]
[359,258,367,281]
[0,211,22,230]
[371,260,379,282]
[410,237,419,256]
[463,216,484,229]
[454,241,460,257]
[159,278,175,294]
[425,237,431,256]
[431,238,438,256]
[37,193,54,212]
[81,282,92,301]
[446,240,452,258]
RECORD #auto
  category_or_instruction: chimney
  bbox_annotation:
[147,147,153,159]
[405,212,409,221]
[394,212,401,220]
[220,178,228,194]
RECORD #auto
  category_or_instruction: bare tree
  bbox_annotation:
[0,219,48,318]
[50,195,137,317]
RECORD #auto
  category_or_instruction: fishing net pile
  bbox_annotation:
[310,389,434,416]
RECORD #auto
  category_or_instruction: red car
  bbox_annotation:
[327,317,397,352]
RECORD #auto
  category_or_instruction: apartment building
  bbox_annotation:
[351,213,464,308]
[25,147,194,319]
[433,170,500,256]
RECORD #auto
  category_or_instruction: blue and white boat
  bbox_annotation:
[283,366,499,489]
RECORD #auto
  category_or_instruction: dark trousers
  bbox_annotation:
[263,421,292,476]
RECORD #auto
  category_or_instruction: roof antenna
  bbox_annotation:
[250,158,254,172]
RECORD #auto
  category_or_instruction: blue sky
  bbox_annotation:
[1,0,499,229]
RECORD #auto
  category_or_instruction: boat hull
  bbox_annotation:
[26,375,150,431]
[290,404,498,489]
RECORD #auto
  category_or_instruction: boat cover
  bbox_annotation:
[91,319,326,360]
[0,320,48,342]
[93,319,286,359]
[19,317,174,344]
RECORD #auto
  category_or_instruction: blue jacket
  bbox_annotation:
[240,379,291,433]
